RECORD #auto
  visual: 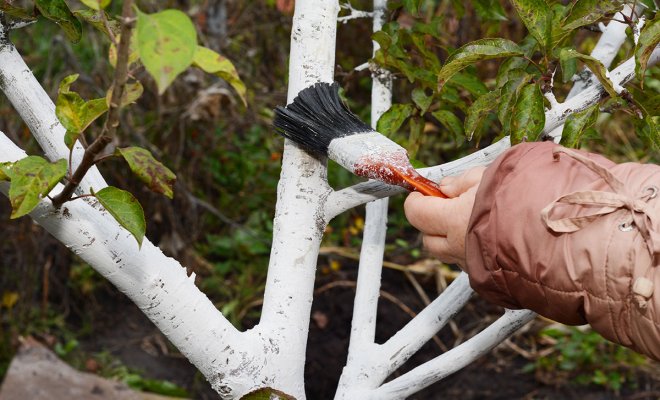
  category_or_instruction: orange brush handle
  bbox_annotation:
[395,170,447,198]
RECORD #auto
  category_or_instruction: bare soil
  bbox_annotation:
[74,268,660,400]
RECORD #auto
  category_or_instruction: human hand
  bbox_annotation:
[404,167,485,267]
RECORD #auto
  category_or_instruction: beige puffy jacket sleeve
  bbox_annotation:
[465,142,660,360]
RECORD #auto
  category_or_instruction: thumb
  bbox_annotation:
[440,167,485,198]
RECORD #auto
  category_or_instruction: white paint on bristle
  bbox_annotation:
[328,131,409,174]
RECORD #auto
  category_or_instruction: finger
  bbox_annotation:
[423,235,461,264]
[440,167,485,198]
[404,192,461,235]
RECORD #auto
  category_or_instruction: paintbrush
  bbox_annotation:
[273,82,447,197]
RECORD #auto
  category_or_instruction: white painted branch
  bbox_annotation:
[325,136,511,218]
[336,1,391,395]
[255,1,339,397]
[368,309,537,400]
[546,4,640,141]
[544,48,660,139]
[379,273,473,373]
[0,25,106,193]
[348,199,388,348]
[0,133,261,399]
[568,4,639,98]
[337,2,373,23]
[336,274,477,399]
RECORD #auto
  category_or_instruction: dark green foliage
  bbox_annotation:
[527,326,647,392]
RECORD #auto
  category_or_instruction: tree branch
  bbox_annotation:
[369,310,536,399]
[104,0,135,137]
[51,135,112,207]
[324,136,511,219]
[0,22,107,193]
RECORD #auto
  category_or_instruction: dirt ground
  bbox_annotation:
[72,268,660,400]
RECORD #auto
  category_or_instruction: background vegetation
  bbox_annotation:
[0,0,658,398]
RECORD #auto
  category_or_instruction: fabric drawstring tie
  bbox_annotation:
[540,147,659,309]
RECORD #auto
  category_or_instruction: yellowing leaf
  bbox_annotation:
[80,0,110,11]
[136,8,197,94]
[7,157,67,219]
[116,147,176,198]
[193,46,247,106]
[106,81,144,108]
[0,162,11,181]
[94,186,146,247]
[437,39,523,90]
[108,33,139,68]
[55,74,109,149]
[1,291,19,309]
[73,9,118,37]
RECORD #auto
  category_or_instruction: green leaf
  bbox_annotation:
[94,186,146,247]
[557,47,578,83]
[560,103,599,148]
[635,115,660,152]
[35,0,83,43]
[55,74,109,149]
[0,2,37,22]
[0,162,12,182]
[80,0,110,11]
[240,388,295,400]
[448,72,489,96]
[511,83,545,143]
[437,38,523,90]
[74,9,119,37]
[402,0,423,14]
[116,147,176,199]
[465,89,501,140]
[408,116,424,158]
[635,15,660,88]
[558,48,618,97]
[549,3,571,48]
[510,0,552,50]
[498,73,533,135]
[474,0,508,21]
[411,88,433,114]
[496,58,530,87]
[376,104,415,136]
[106,81,144,108]
[431,110,464,138]
[193,46,247,106]
[136,8,197,94]
[562,0,623,31]
[561,104,599,148]
[372,31,392,50]
[6,157,67,219]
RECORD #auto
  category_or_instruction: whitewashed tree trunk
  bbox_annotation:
[0,2,658,399]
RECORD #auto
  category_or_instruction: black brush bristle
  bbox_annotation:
[273,82,373,154]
